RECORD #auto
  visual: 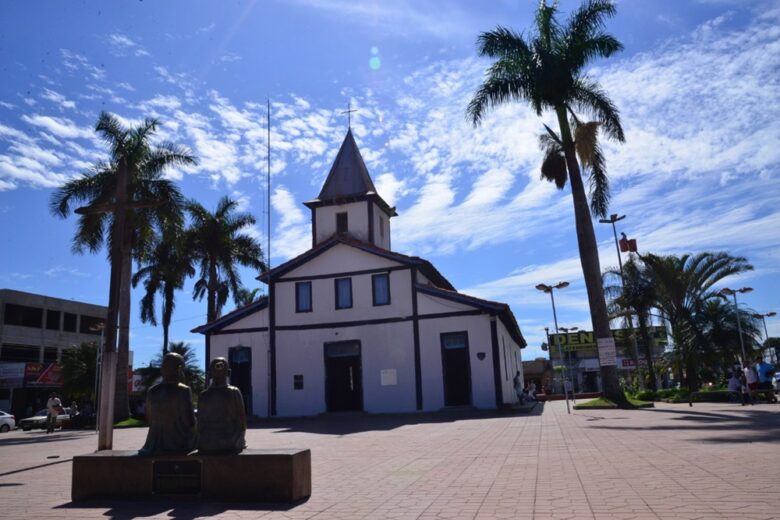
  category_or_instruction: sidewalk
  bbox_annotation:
[1,400,778,519]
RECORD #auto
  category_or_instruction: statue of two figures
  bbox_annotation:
[139,354,247,456]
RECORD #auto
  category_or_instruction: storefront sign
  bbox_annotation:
[24,363,64,387]
[549,326,668,353]
[0,362,26,388]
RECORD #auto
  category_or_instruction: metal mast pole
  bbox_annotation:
[267,98,272,271]
[550,290,570,414]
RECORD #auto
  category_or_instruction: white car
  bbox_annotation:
[0,410,15,432]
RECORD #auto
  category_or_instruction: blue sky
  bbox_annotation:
[1,0,779,370]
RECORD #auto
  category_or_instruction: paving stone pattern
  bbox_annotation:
[0,401,778,519]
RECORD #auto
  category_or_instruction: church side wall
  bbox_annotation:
[275,321,416,416]
[209,330,269,418]
[417,314,496,410]
[495,318,522,404]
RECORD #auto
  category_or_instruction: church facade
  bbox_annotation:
[193,130,526,417]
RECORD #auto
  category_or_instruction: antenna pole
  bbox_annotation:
[266,97,271,270]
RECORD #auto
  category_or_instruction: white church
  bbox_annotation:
[193,129,526,417]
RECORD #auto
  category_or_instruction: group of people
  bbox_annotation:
[727,356,777,405]
[513,371,537,405]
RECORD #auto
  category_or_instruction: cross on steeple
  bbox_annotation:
[341,102,357,129]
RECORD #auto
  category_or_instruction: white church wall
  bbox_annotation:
[282,243,399,279]
[209,330,270,418]
[371,201,392,250]
[221,306,269,331]
[275,321,416,416]
[315,201,369,244]
[418,314,496,410]
[416,291,474,315]
[276,256,412,327]
[495,318,521,404]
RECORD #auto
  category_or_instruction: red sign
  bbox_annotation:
[24,363,64,387]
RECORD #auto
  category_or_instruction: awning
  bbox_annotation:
[578,358,600,371]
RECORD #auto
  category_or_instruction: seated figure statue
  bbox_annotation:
[197,357,247,454]
[139,352,197,455]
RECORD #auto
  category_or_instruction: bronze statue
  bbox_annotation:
[197,357,247,454]
[139,352,197,455]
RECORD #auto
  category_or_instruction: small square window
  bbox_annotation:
[296,281,312,313]
[372,273,390,306]
[293,374,304,390]
[335,278,352,309]
[336,212,348,233]
[63,312,77,332]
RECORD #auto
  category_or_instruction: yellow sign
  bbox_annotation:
[548,326,667,353]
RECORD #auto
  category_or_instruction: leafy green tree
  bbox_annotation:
[695,299,761,373]
[132,223,194,356]
[468,0,626,403]
[186,196,266,360]
[642,252,753,391]
[50,112,195,420]
[61,342,98,403]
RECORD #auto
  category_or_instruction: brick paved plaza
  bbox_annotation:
[0,400,778,519]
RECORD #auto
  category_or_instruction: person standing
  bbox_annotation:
[755,357,777,403]
[45,393,62,433]
[744,363,759,405]
[513,371,525,405]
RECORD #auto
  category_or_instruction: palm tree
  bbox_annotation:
[51,112,195,421]
[186,196,266,361]
[695,299,761,374]
[642,252,753,391]
[137,341,206,399]
[605,256,659,390]
[132,223,195,356]
[235,287,265,307]
[468,0,626,403]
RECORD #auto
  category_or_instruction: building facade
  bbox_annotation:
[0,289,107,415]
[194,130,526,417]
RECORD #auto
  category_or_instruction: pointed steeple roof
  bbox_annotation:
[317,128,376,200]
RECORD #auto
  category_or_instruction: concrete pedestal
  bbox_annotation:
[72,448,311,503]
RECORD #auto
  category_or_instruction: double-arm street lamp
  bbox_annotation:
[752,311,777,363]
[536,281,571,414]
[719,287,753,364]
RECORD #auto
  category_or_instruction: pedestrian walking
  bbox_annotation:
[743,364,758,405]
[45,393,62,433]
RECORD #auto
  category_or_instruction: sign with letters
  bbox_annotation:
[597,337,617,366]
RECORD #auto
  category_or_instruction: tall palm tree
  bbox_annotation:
[642,252,753,391]
[51,112,194,420]
[132,222,195,356]
[235,287,265,307]
[186,196,266,361]
[468,0,626,403]
[605,256,659,390]
[695,299,761,374]
[137,341,206,399]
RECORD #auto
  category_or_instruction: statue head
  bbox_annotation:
[160,352,185,383]
[209,357,231,387]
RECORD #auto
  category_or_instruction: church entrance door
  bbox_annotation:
[441,332,472,406]
[324,341,363,412]
[228,346,252,414]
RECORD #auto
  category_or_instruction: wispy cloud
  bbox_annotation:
[40,88,76,110]
[44,265,91,278]
[107,33,151,57]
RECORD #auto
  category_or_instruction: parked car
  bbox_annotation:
[0,410,15,432]
[19,408,70,431]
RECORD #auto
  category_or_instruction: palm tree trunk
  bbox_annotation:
[555,105,626,405]
[637,313,658,391]
[162,284,173,355]
[113,242,132,422]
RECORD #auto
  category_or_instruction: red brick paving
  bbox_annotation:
[0,401,778,519]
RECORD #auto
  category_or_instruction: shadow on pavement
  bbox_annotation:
[0,430,96,447]
[251,404,543,436]
[56,497,306,519]
[586,406,780,443]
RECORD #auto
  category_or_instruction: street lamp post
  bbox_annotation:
[89,323,105,433]
[559,326,578,403]
[536,281,571,414]
[720,287,754,364]
[599,213,643,389]
[752,311,777,363]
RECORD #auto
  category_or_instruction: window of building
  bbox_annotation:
[79,315,105,335]
[379,216,385,238]
[43,347,58,363]
[336,212,348,233]
[0,345,39,362]
[3,303,43,328]
[295,281,312,313]
[372,273,390,306]
[334,278,352,309]
[46,310,61,331]
[63,312,77,332]
[293,374,304,390]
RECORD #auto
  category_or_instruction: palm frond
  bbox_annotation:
[539,133,567,189]
[535,1,560,51]
[569,78,625,142]
[477,26,531,59]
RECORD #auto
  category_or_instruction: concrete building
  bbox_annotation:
[194,130,526,417]
[0,289,107,414]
